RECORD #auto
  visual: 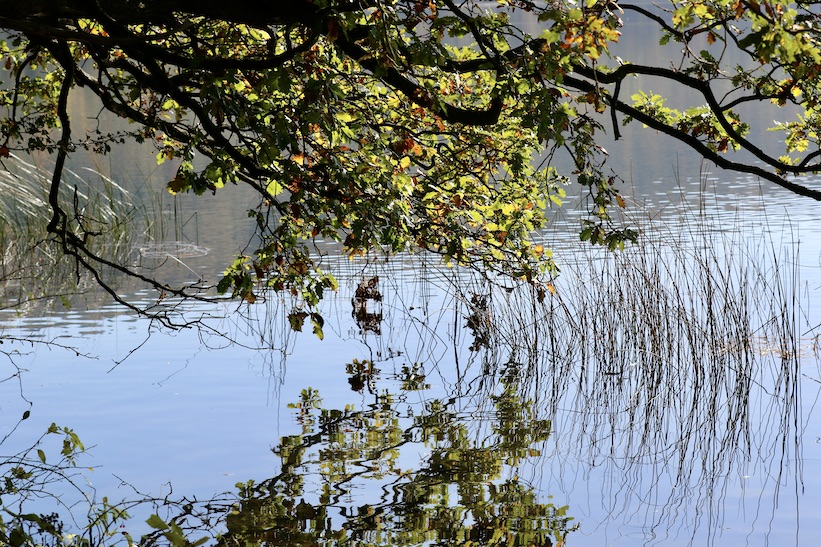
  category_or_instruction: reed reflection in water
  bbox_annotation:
[449,209,814,545]
[218,193,816,545]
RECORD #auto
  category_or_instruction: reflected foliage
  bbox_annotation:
[352,276,383,336]
[1,370,576,547]
[217,376,575,547]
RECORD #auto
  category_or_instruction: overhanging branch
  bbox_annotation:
[566,70,821,200]
[567,63,821,196]
[335,34,503,126]
[45,42,73,236]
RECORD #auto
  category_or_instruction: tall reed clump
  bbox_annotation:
[449,202,811,544]
[0,154,144,312]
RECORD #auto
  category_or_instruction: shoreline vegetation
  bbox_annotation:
[0,154,147,313]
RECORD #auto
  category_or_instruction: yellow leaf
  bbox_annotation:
[399,156,411,169]
[266,179,284,196]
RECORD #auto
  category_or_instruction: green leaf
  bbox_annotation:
[8,528,27,547]
[311,313,325,340]
[146,514,170,530]
[738,29,766,50]
[217,276,233,294]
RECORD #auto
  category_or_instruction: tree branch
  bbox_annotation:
[44,42,73,236]
[335,33,503,126]
[572,63,821,176]
[565,70,821,200]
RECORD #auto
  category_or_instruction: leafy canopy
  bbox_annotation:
[2,0,821,324]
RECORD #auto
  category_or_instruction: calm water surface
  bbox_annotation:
[2,176,821,546]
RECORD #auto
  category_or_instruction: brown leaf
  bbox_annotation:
[166,175,188,194]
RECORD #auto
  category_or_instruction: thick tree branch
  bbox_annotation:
[45,42,73,236]
[335,34,503,126]
[2,0,319,28]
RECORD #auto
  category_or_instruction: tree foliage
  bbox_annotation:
[2,0,821,322]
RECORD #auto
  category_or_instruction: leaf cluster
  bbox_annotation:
[5,0,821,326]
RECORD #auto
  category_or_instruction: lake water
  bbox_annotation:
[2,161,820,546]
[3,8,821,546]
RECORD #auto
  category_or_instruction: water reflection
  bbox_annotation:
[138,207,814,545]
[3,5,821,542]
[1,196,819,546]
[176,369,578,547]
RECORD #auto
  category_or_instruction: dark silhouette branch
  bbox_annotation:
[45,42,73,236]
[571,63,821,178]
[566,70,821,200]
[335,33,503,126]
